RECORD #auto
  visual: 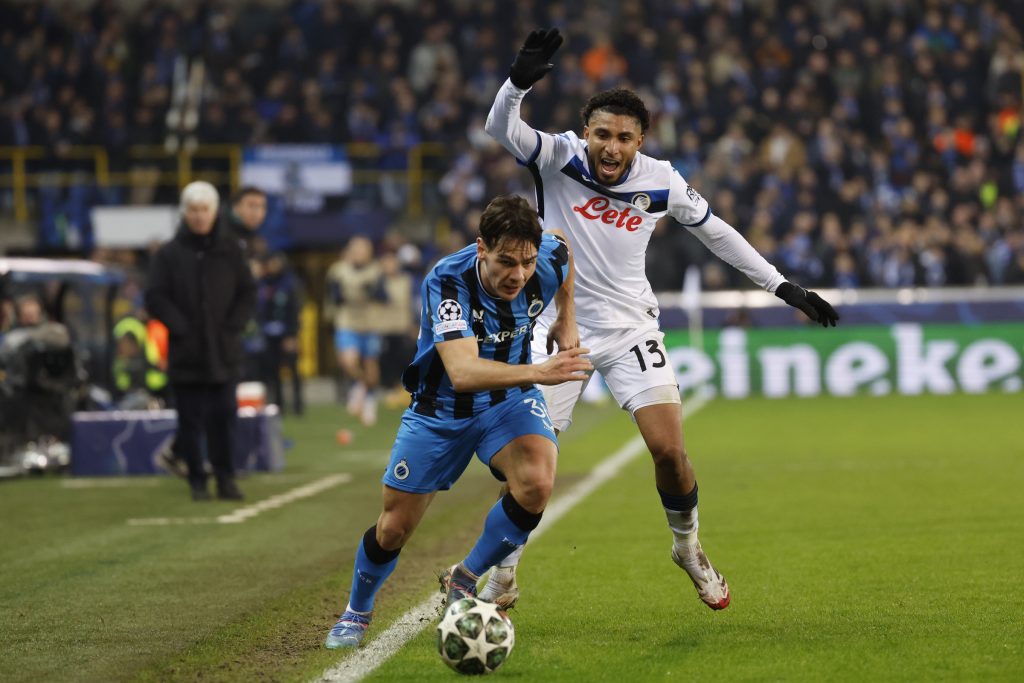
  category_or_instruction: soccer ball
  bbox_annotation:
[437,598,515,675]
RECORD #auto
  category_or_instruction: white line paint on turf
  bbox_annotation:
[127,516,217,526]
[126,473,352,526]
[63,478,162,488]
[315,393,710,683]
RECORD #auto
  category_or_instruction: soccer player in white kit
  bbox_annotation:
[478,28,839,611]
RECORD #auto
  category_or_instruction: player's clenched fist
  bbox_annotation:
[510,28,563,89]
[535,347,591,385]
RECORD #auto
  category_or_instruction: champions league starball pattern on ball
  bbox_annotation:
[437,598,515,675]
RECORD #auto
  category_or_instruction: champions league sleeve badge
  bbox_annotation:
[434,298,468,335]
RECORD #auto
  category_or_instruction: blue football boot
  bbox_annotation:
[438,563,479,608]
[324,609,372,649]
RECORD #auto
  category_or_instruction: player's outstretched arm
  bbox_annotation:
[544,229,579,353]
[686,213,839,327]
[485,28,563,159]
[509,28,563,90]
[532,347,591,386]
[774,282,840,327]
[436,337,591,392]
[669,170,839,327]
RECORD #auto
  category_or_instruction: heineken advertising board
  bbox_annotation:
[661,323,1024,399]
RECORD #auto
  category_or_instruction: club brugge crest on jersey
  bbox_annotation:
[527,297,544,318]
[393,459,410,480]
[631,193,651,211]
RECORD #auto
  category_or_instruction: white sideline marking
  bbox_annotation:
[126,516,216,526]
[126,473,351,526]
[316,393,710,683]
[63,478,162,488]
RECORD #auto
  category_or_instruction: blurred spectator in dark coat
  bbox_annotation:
[256,252,303,416]
[145,181,255,502]
[225,186,268,259]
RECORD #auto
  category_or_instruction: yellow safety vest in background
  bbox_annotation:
[113,317,168,392]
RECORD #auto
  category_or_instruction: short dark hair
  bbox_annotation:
[478,195,542,249]
[230,186,266,205]
[581,89,650,133]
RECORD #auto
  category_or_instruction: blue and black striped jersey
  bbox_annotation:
[401,233,570,419]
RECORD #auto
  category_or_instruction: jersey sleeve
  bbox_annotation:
[668,166,785,292]
[536,233,570,296]
[423,272,474,343]
[683,214,787,292]
[667,167,712,227]
[486,78,576,173]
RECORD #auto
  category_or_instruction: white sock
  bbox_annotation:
[664,505,700,547]
[495,543,525,570]
[344,602,371,616]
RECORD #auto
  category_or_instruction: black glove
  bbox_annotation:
[775,282,839,327]
[510,28,564,89]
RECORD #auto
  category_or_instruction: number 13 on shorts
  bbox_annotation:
[629,339,667,372]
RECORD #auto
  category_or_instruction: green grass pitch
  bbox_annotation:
[0,393,1021,682]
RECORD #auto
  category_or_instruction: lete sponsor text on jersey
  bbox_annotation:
[572,196,645,231]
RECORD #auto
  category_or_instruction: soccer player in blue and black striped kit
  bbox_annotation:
[325,195,591,648]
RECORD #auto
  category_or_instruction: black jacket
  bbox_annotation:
[224,209,258,260]
[145,221,256,384]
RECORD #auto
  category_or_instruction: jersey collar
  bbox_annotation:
[475,258,501,300]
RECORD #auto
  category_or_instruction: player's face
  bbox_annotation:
[476,237,538,301]
[583,111,644,185]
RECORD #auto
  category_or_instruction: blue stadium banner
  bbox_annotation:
[240,145,352,212]
[69,408,285,476]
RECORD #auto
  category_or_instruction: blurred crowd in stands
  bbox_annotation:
[3,0,1024,290]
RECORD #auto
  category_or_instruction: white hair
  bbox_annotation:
[179,181,220,214]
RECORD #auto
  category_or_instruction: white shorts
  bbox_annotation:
[532,320,680,432]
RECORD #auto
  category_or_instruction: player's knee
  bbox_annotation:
[376,515,414,550]
[650,443,688,473]
[510,467,553,511]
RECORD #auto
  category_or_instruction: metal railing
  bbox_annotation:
[0,142,449,222]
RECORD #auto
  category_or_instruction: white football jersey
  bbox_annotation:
[487,79,786,328]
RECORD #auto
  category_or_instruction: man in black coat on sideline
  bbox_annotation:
[145,181,257,501]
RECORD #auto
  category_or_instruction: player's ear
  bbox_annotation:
[636,132,644,149]
[476,237,486,259]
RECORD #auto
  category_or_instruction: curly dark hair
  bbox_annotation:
[478,194,542,249]
[580,88,650,133]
